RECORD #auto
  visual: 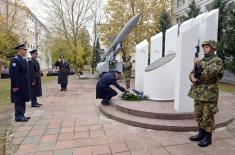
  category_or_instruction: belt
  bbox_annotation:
[197,80,217,85]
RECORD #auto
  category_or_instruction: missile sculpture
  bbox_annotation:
[96,13,141,75]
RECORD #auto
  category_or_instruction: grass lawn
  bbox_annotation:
[0,76,56,106]
[218,82,235,94]
[0,75,56,154]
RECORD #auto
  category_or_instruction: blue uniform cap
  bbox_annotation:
[15,43,27,50]
[30,49,37,54]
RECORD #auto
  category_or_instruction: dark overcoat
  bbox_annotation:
[9,56,30,103]
[28,58,42,97]
[96,72,126,99]
[55,61,70,85]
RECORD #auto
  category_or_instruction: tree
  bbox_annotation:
[208,0,229,63]
[79,28,92,66]
[222,1,235,74]
[100,0,172,62]
[92,38,103,69]
[49,27,92,71]
[158,9,171,57]
[0,31,19,77]
[208,0,235,74]
[183,0,201,21]
[91,0,103,74]
[0,0,28,40]
[49,38,72,66]
[42,0,95,72]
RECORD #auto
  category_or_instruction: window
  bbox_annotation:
[177,0,185,7]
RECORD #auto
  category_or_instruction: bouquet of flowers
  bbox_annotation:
[121,89,148,101]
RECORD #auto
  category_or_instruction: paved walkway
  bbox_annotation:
[12,76,235,155]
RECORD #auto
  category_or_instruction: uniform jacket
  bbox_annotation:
[188,53,224,101]
[55,61,70,85]
[124,61,132,77]
[96,72,126,99]
[28,58,42,97]
[9,55,30,103]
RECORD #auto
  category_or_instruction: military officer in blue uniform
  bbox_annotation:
[96,69,128,105]
[55,56,70,91]
[28,49,42,107]
[9,43,31,122]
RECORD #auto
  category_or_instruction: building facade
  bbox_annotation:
[173,0,214,23]
[0,0,52,70]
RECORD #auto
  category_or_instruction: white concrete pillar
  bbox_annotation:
[150,32,162,63]
[204,9,219,42]
[174,20,199,112]
[165,24,179,55]
[135,40,148,92]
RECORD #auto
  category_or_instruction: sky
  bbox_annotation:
[23,0,107,46]
[23,0,47,23]
[23,0,107,25]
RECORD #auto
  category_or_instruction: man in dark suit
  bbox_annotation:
[55,56,70,91]
[96,69,128,105]
[9,43,31,122]
[28,49,42,107]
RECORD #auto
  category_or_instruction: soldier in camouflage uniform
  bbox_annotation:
[124,56,132,89]
[188,40,224,147]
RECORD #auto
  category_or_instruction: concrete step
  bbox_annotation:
[100,105,234,132]
[112,100,194,120]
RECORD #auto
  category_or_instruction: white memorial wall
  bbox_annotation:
[135,40,148,92]
[174,20,199,112]
[134,9,219,112]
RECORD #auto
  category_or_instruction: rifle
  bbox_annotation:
[193,41,201,83]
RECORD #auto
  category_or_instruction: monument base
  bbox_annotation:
[99,97,234,131]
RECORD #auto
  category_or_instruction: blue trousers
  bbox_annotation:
[31,96,38,106]
[102,91,117,103]
[14,102,26,118]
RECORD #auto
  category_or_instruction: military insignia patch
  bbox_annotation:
[12,63,16,67]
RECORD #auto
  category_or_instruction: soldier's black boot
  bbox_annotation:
[189,128,205,141]
[198,131,212,147]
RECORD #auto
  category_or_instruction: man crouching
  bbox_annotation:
[96,69,128,105]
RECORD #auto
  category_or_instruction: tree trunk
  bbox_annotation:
[162,31,166,57]
[0,63,2,79]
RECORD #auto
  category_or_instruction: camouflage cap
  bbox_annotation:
[201,40,217,50]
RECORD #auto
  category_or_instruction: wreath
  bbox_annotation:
[121,90,148,101]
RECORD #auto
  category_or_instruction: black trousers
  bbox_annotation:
[31,96,37,106]
[61,84,67,90]
[14,102,26,118]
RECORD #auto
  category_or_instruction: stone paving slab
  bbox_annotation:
[10,76,235,155]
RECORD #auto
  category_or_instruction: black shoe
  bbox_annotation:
[189,128,205,141]
[101,100,109,105]
[24,116,31,120]
[15,117,28,122]
[32,104,40,107]
[36,102,42,105]
[198,131,212,147]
